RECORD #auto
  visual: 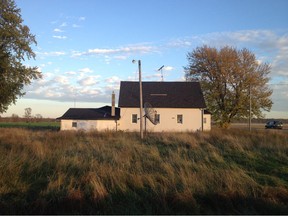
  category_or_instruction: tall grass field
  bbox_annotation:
[0,128,287,214]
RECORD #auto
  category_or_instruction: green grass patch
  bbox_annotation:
[0,121,60,130]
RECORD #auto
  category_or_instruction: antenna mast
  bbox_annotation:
[158,65,165,82]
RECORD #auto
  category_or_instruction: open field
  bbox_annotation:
[0,121,60,130]
[230,123,288,131]
[0,128,288,214]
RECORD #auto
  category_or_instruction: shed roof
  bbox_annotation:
[118,81,206,108]
[57,106,120,120]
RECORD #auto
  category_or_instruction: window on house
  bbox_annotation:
[177,115,183,124]
[203,118,207,124]
[132,114,138,123]
[155,114,160,124]
[72,122,77,127]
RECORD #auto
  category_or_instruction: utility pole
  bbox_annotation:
[133,59,144,139]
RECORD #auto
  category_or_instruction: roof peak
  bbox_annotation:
[121,81,199,83]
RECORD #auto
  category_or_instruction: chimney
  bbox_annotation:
[111,91,115,117]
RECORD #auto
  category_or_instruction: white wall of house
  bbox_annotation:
[60,119,118,131]
[203,114,211,131]
[118,107,209,132]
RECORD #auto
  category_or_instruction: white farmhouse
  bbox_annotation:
[57,81,211,131]
[118,81,211,132]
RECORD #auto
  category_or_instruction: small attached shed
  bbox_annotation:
[203,110,211,131]
[57,106,120,131]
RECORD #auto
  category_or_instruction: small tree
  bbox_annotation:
[24,107,32,122]
[185,45,273,128]
[35,113,42,122]
[0,0,42,113]
[11,113,19,122]
[35,114,42,119]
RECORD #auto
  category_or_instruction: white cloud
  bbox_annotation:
[163,66,174,71]
[51,51,65,56]
[65,71,77,75]
[72,24,80,28]
[105,76,121,84]
[79,17,86,21]
[53,35,67,39]
[167,38,194,47]
[169,30,288,79]
[73,45,157,57]
[144,73,162,81]
[44,89,65,98]
[77,76,100,86]
[114,55,128,60]
[54,75,69,85]
[36,51,66,57]
[87,48,118,55]
[79,67,93,73]
[60,22,67,27]
[22,29,288,115]
[53,28,64,32]
[77,68,95,79]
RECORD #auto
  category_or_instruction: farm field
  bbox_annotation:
[230,123,288,131]
[0,128,287,214]
[0,121,60,130]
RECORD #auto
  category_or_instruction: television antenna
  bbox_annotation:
[144,102,158,125]
[158,65,165,82]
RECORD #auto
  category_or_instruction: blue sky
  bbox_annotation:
[3,0,288,118]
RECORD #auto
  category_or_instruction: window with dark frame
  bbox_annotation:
[132,114,137,123]
[155,114,160,124]
[177,115,183,124]
[72,122,77,127]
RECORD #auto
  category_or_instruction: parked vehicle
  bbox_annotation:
[265,121,283,129]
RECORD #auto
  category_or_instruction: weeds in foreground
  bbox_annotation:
[0,128,287,214]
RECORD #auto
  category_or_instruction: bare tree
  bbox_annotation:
[35,114,42,119]
[35,113,42,122]
[11,113,19,122]
[24,107,32,122]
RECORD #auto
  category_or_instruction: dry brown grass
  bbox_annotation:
[0,128,287,214]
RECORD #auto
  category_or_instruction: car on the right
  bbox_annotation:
[265,120,283,129]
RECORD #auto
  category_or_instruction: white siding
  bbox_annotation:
[60,119,117,131]
[203,114,211,131]
[59,109,211,132]
[118,107,205,132]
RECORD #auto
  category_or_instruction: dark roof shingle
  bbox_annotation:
[118,81,206,108]
[57,106,120,120]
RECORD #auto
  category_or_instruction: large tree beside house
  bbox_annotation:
[0,0,41,113]
[185,45,273,128]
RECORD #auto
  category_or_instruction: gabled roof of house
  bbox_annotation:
[57,106,120,120]
[118,81,206,108]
